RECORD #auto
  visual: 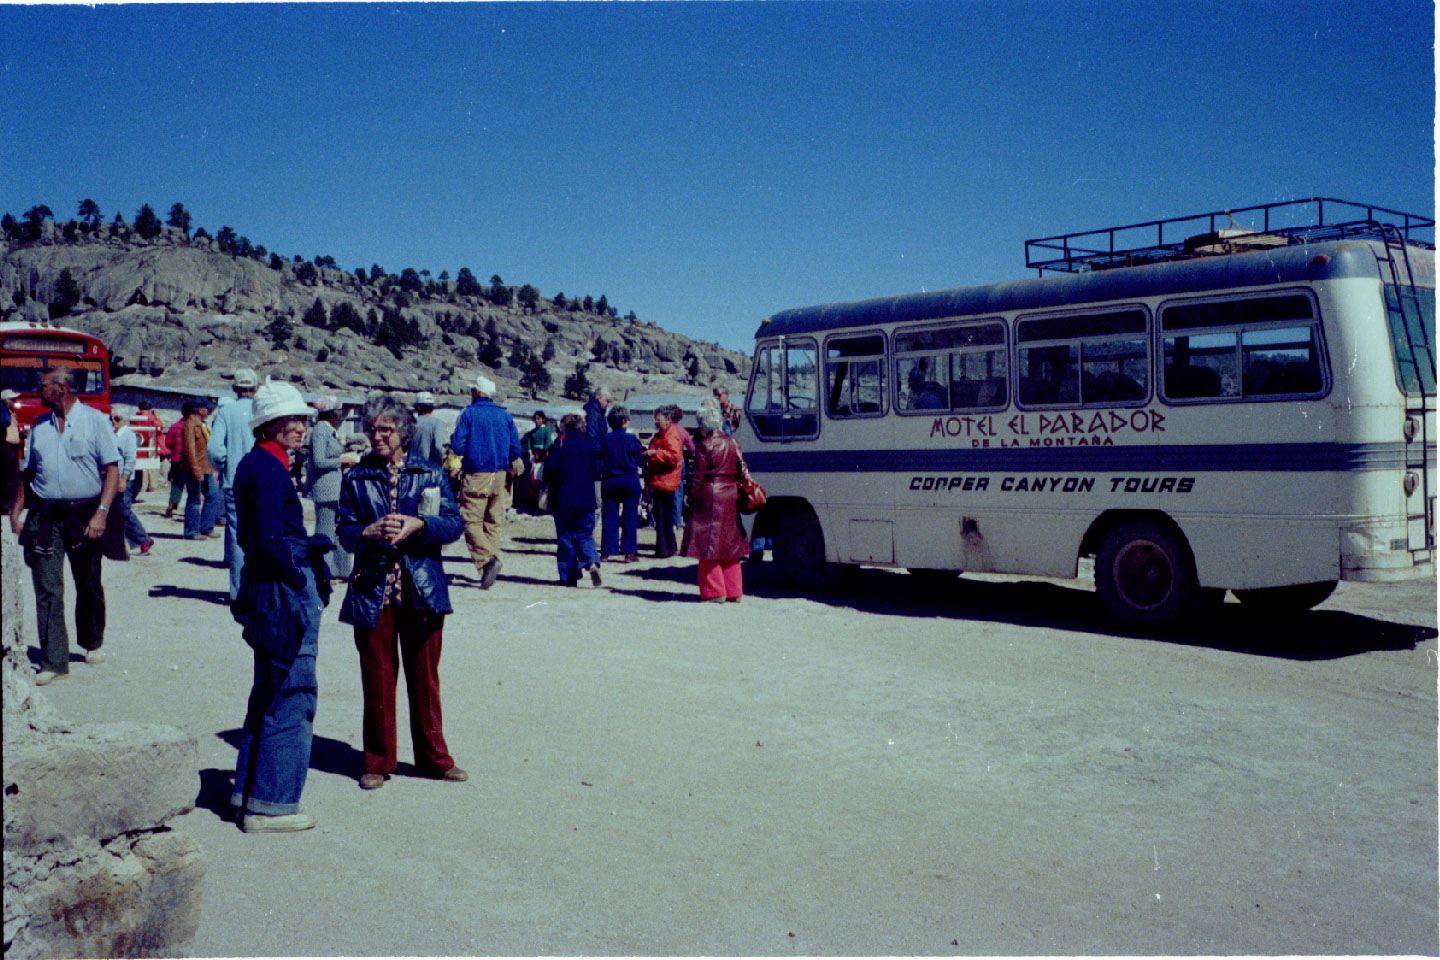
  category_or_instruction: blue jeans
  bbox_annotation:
[183,472,220,539]
[553,508,600,583]
[223,485,244,600]
[120,474,149,548]
[601,478,641,556]
[230,567,322,816]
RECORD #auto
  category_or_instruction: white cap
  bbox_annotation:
[233,367,259,389]
[0,389,18,400]
[248,381,316,432]
[313,395,342,413]
[416,390,436,405]
[472,375,496,396]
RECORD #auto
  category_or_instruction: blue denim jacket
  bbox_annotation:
[336,451,463,628]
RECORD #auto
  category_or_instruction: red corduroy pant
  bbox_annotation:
[697,559,743,600]
[354,605,454,776]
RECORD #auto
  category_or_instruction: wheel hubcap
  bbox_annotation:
[1113,539,1174,611]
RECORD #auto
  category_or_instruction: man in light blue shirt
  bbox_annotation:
[207,367,259,601]
[412,391,447,466]
[8,365,120,685]
[109,406,152,555]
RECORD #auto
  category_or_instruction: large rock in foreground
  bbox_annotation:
[1,529,206,959]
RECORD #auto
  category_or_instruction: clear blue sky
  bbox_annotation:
[1,1,1433,351]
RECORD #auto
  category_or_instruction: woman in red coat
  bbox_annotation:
[643,408,684,558]
[681,403,751,601]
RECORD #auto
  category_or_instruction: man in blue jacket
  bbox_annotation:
[208,367,259,602]
[448,374,521,589]
[583,387,612,442]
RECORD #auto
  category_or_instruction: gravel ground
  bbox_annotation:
[29,496,1439,956]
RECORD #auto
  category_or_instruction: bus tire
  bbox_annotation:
[773,510,840,590]
[1232,580,1337,613]
[1094,520,1201,633]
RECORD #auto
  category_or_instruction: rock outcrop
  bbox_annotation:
[0,221,751,404]
[2,529,205,959]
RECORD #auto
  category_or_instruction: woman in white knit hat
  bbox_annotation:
[228,381,322,834]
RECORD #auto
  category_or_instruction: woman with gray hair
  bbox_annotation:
[306,396,354,580]
[336,395,467,790]
[680,400,752,601]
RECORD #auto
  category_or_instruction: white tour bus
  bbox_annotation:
[736,199,1436,631]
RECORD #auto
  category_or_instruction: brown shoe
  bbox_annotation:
[437,766,468,782]
[359,773,386,790]
[622,554,640,563]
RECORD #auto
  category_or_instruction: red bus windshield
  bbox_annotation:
[0,330,109,397]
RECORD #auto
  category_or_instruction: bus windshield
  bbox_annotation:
[0,357,108,395]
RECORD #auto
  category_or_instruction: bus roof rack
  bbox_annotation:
[1025,198,1435,275]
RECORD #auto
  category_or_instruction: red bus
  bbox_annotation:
[0,321,111,434]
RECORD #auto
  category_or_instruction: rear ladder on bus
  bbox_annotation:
[1377,226,1436,561]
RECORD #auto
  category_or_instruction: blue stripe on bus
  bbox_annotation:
[744,442,1420,474]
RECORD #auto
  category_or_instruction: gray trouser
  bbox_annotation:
[313,502,353,579]
[27,511,105,673]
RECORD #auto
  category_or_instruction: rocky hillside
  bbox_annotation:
[0,216,751,404]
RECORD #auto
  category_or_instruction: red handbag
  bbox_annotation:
[737,460,767,515]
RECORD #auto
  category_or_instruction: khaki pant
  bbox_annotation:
[458,471,508,572]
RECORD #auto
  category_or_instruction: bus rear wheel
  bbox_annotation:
[1094,520,1201,633]
[773,510,840,590]
[1232,580,1337,613]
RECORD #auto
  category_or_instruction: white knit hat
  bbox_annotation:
[249,381,316,431]
[472,375,497,396]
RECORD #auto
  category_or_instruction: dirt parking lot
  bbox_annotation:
[29,498,1439,955]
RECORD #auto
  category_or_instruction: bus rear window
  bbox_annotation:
[1384,284,1436,397]
[1160,293,1326,402]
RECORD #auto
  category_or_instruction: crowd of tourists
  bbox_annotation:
[6,364,756,834]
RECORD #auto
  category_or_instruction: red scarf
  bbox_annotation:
[258,440,290,468]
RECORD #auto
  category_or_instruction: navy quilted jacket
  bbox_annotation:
[336,451,463,628]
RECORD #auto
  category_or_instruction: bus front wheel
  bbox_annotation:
[1232,580,1337,613]
[773,511,840,590]
[1094,520,1201,632]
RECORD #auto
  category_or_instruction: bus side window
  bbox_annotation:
[825,333,886,418]
[1015,309,1149,409]
[894,320,1007,414]
[1160,293,1326,402]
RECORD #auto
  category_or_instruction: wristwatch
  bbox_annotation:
[97,505,109,513]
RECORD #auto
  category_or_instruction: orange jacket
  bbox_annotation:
[645,423,683,492]
[182,415,214,478]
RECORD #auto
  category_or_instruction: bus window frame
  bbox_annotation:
[1156,288,1331,406]
[891,317,1009,417]
[1012,304,1153,411]
[822,329,888,421]
[744,336,822,442]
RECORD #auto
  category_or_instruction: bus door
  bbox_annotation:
[1379,239,1436,558]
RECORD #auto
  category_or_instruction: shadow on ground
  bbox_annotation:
[149,584,230,605]
[716,562,1436,661]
